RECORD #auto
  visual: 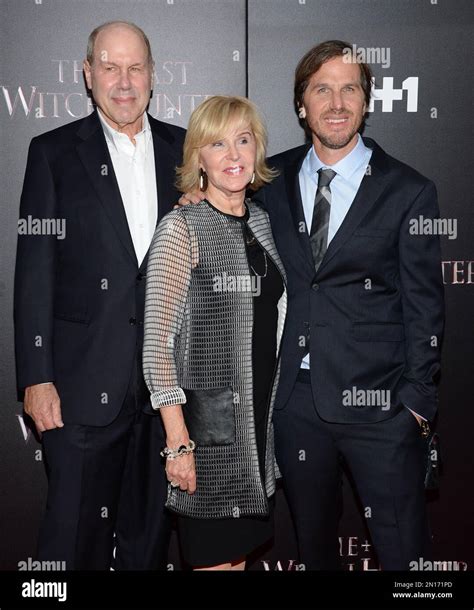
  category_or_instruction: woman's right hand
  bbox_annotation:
[165,451,197,495]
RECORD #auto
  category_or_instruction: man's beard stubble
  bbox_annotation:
[312,110,364,150]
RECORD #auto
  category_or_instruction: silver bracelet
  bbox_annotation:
[160,439,196,460]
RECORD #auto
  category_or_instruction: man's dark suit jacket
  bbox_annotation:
[14,110,186,426]
[254,137,444,423]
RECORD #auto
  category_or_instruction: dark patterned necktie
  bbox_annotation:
[309,168,337,272]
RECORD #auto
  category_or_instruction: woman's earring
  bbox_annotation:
[250,172,255,184]
[199,168,207,191]
[298,106,306,119]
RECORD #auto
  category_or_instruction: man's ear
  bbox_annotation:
[150,61,155,89]
[298,105,306,119]
[83,60,92,90]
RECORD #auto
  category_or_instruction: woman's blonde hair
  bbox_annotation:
[176,95,278,193]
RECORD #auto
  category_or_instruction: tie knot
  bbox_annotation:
[318,168,337,188]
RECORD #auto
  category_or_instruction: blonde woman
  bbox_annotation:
[143,96,287,570]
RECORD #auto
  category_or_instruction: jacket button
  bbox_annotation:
[136,272,145,281]
[311,283,319,291]
[129,317,137,325]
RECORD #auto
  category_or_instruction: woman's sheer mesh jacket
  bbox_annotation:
[143,201,287,519]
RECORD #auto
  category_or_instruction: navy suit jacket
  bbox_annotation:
[254,137,444,423]
[14,110,185,425]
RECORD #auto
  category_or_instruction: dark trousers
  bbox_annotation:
[37,356,170,570]
[273,370,431,570]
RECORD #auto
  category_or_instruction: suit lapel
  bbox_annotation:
[282,145,315,276]
[138,115,182,272]
[316,138,390,276]
[149,114,181,222]
[76,112,138,266]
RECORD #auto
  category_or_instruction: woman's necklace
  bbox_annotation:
[245,229,268,278]
[250,250,268,278]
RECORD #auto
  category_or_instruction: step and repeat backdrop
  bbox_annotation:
[1,0,472,571]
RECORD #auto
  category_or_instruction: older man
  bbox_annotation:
[14,21,185,569]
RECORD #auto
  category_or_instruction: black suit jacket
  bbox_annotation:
[254,137,444,423]
[14,110,186,425]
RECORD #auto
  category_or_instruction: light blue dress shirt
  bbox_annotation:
[299,135,372,370]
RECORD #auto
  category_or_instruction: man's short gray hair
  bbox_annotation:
[86,20,154,65]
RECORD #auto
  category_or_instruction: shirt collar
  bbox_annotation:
[306,134,370,182]
[97,109,151,154]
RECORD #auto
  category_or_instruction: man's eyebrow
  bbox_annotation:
[311,81,361,88]
[98,61,146,67]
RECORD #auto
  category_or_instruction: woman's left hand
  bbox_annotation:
[166,452,197,494]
